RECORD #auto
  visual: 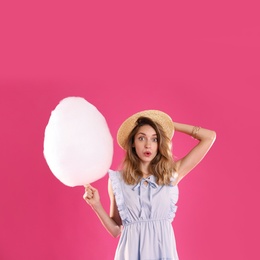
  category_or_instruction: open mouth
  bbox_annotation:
[144,151,151,157]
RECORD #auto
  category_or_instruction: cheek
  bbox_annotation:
[134,144,142,153]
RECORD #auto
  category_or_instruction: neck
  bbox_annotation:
[140,163,148,174]
[142,172,151,178]
[140,163,151,178]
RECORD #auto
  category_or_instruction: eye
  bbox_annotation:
[153,138,158,142]
[138,136,145,141]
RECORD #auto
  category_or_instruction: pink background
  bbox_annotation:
[0,1,259,259]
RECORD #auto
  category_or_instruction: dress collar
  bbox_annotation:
[132,175,158,190]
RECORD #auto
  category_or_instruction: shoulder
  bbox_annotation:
[108,169,122,180]
[108,170,124,194]
[170,171,179,186]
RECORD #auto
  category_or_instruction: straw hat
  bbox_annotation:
[117,110,174,150]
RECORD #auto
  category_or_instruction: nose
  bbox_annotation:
[145,140,151,148]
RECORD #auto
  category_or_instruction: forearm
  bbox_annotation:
[173,122,216,141]
[172,122,216,178]
[91,202,122,238]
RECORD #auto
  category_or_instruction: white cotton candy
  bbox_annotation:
[43,97,113,187]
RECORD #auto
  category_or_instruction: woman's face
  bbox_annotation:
[133,124,159,165]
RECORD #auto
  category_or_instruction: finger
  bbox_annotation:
[83,189,93,199]
[84,184,96,192]
[83,193,92,201]
[87,190,93,198]
[85,188,94,197]
[83,193,88,200]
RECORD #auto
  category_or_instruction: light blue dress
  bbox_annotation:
[109,170,179,260]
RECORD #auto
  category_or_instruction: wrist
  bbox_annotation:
[91,201,103,211]
[191,126,201,139]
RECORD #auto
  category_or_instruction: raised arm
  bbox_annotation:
[83,180,122,238]
[173,122,216,183]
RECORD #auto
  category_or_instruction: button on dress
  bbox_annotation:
[109,170,179,260]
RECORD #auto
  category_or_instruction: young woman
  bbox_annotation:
[83,110,216,260]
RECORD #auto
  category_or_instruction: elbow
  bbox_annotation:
[111,233,120,238]
[111,230,121,238]
[198,130,216,143]
[206,130,216,146]
[210,130,217,141]
[110,226,122,238]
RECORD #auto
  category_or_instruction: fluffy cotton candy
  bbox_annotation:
[43,97,113,187]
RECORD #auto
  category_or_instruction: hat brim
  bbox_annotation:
[117,110,174,150]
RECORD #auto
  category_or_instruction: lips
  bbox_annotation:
[144,151,152,157]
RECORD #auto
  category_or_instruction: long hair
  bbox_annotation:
[120,117,176,185]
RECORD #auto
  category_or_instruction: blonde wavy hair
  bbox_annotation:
[120,117,176,185]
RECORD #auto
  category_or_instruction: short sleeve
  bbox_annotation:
[168,174,179,220]
[108,170,130,224]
